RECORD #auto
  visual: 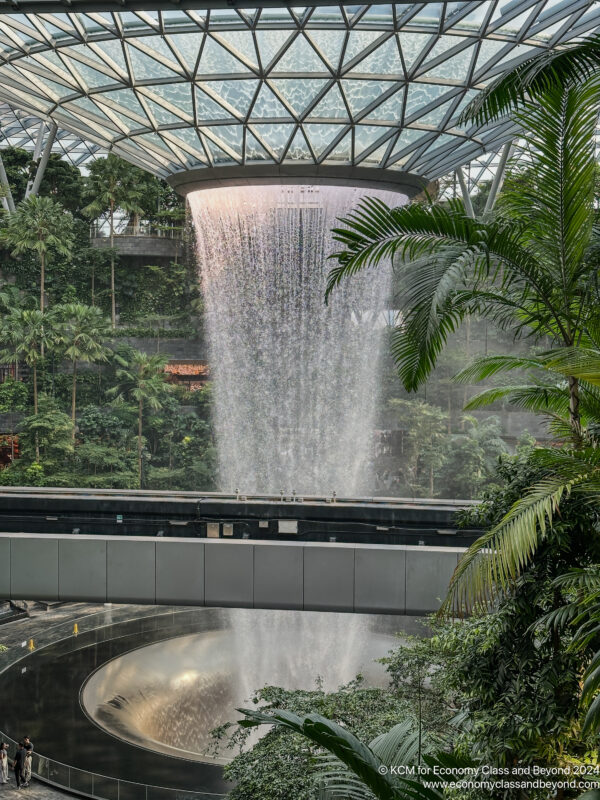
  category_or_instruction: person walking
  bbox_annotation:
[0,743,8,784]
[21,745,32,788]
[12,742,25,789]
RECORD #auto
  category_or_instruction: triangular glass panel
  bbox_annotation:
[209,124,243,155]
[405,83,452,120]
[138,131,176,154]
[473,39,508,77]
[354,125,393,158]
[425,45,475,82]
[305,30,347,71]
[323,131,351,161]
[104,88,148,118]
[309,84,348,120]
[250,82,291,118]
[168,126,205,154]
[213,31,258,68]
[359,5,394,25]
[250,122,294,158]
[304,123,345,157]
[63,57,113,89]
[343,30,383,66]
[143,83,194,117]
[390,127,427,159]
[416,97,454,126]
[273,34,329,73]
[488,7,536,37]
[167,33,203,72]
[245,130,272,161]
[94,102,135,132]
[203,136,237,164]
[447,88,477,125]
[360,141,389,165]
[195,86,235,120]
[485,44,543,76]
[397,33,434,73]
[127,44,177,80]
[352,36,403,76]
[198,36,250,75]
[92,38,128,75]
[68,96,112,120]
[341,79,391,116]
[132,36,183,72]
[35,76,75,99]
[362,88,403,123]
[255,29,294,71]
[446,2,491,33]
[427,132,459,152]
[142,97,184,125]
[285,127,311,160]
[419,34,466,66]
[269,79,328,115]
[209,78,259,116]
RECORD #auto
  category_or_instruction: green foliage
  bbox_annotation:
[0,378,29,412]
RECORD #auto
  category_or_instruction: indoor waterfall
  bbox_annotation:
[188,184,403,497]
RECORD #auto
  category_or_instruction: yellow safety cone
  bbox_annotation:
[27,639,35,651]
[73,623,79,636]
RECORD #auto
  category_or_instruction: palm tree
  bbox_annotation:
[55,303,111,437]
[83,155,144,328]
[327,70,600,612]
[1,195,74,316]
[0,308,58,460]
[108,350,171,487]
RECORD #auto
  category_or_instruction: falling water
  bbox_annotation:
[188,184,403,496]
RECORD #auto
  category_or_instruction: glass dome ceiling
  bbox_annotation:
[0,1,597,188]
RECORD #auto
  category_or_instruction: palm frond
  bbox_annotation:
[460,34,600,127]
[453,354,548,383]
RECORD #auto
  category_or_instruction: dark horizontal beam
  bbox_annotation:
[0,0,415,13]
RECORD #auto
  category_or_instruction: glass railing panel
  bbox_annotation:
[69,765,94,795]
[91,772,120,800]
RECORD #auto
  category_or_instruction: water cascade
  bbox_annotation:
[188,184,403,496]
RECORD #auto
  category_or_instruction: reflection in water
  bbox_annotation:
[82,609,414,763]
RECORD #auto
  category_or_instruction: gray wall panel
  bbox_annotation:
[405,549,457,614]
[59,538,106,602]
[0,538,9,597]
[11,537,58,600]
[156,541,204,604]
[354,548,405,614]
[254,545,303,609]
[205,542,253,607]
[304,546,354,611]
[107,540,156,603]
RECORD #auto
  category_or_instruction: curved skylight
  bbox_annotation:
[0,1,597,184]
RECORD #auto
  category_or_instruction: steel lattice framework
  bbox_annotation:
[0,102,102,165]
[0,1,598,189]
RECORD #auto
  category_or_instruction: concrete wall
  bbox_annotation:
[0,534,464,615]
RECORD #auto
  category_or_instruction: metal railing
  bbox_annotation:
[90,223,182,240]
[0,606,227,800]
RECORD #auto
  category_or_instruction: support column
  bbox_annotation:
[0,150,16,214]
[484,140,514,215]
[24,122,46,199]
[28,121,57,199]
[456,166,475,219]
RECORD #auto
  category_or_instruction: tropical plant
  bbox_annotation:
[327,58,600,614]
[55,303,111,435]
[107,349,172,487]
[83,155,144,327]
[1,195,74,315]
[0,308,59,461]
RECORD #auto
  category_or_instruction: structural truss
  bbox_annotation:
[0,1,597,185]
